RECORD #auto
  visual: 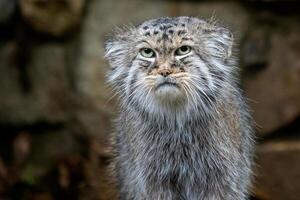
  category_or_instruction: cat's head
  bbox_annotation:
[105,16,236,116]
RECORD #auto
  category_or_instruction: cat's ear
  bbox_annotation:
[104,38,127,68]
[202,25,234,60]
[216,27,234,59]
[104,26,135,68]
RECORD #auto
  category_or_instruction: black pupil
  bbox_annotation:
[181,46,188,52]
[144,49,152,54]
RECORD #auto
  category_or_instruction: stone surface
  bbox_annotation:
[19,0,85,36]
[0,0,16,23]
[241,27,270,70]
[244,28,300,135]
[21,129,81,183]
[170,1,250,39]
[254,138,300,200]
[0,42,71,125]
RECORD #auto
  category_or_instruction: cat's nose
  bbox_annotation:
[159,69,172,77]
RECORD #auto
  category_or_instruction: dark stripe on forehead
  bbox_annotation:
[181,37,194,41]
[162,33,169,40]
[166,48,173,54]
[177,30,187,36]
[202,28,215,34]
[159,25,170,31]
[151,18,174,25]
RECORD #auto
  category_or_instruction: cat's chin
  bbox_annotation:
[154,84,185,103]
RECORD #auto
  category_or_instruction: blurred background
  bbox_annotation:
[0,0,300,199]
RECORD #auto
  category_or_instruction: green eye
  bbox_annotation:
[140,48,155,58]
[175,46,191,56]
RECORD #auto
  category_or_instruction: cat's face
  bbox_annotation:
[105,17,234,114]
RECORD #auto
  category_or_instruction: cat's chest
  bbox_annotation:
[140,131,210,187]
[141,129,204,168]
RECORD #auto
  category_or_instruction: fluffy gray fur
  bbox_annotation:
[104,16,254,200]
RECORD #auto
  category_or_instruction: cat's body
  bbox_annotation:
[105,17,254,200]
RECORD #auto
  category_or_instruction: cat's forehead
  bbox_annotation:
[136,17,205,47]
[138,17,205,30]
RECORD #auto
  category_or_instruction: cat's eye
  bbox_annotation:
[175,46,191,56]
[140,48,155,58]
